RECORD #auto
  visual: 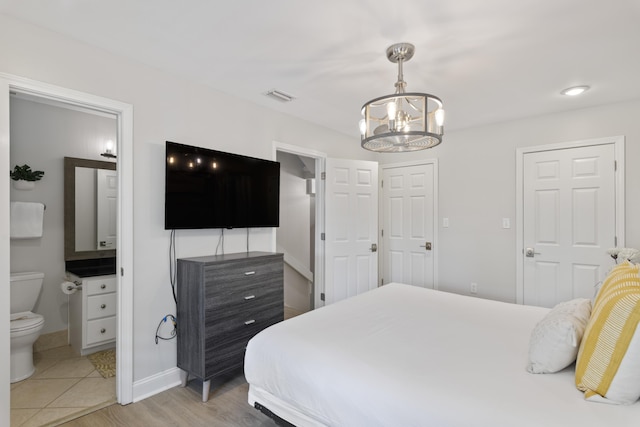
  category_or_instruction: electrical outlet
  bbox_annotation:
[470,282,478,294]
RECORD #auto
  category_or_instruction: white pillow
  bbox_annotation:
[527,298,592,374]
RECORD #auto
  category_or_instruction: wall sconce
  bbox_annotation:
[101,140,117,159]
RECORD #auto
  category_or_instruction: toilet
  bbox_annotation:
[10,272,45,383]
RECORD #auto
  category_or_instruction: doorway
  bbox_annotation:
[274,142,326,311]
[276,150,316,317]
[0,74,134,425]
[516,136,625,306]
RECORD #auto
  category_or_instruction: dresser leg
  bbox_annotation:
[202,379,211,402]
[180,370,188,387]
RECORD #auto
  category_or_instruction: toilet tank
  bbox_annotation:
[10,272,44,314]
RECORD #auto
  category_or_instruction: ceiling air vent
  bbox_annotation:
[265,89,296,103]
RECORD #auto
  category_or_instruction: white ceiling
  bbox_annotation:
[2,0,640,138]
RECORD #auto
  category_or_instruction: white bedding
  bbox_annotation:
[245,283,640,426]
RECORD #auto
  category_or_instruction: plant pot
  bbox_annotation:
[12,180,35,190]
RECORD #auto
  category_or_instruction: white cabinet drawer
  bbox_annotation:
[86,277,117,295]
[87,293,116,319]
[86,317,116,345]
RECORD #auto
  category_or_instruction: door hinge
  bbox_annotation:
[615,236,618,246]
[381,278,384,286]
[321,172,326,180]
[381,179,383,188]
[320,292,325,301]
[614,160,617,171]
[321,232,325,241]
[381,229,384,237]
[121,267,124,277]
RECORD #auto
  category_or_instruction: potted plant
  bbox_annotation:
[10,164,45,190]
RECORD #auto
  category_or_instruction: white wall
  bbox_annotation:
[0,13,373,394]
[10,97,117,334]
[379,99,640,302]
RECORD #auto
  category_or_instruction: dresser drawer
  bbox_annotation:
[86,316,116,345]
[205,300,282,345]
[86,277,117,295]
[203,337,247,378]
[205,264,282,307]
[203,309,282,379]
[87,293,117,319]
[205,283,281,319]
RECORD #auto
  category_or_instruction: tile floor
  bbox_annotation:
[10,345,116,427]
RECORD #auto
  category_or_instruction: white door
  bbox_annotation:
[97,168,117,250]
[381,163,435,288]
[325,158,378,304]
[523,144,616,307]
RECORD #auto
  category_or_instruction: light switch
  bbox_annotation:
[443,217,449,228]
[502,218,510,229]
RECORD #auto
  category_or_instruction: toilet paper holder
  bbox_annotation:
[66,281,82,292]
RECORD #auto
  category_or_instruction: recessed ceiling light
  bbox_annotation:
[561,85,590,96]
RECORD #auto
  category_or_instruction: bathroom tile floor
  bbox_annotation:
[10,345,116,427]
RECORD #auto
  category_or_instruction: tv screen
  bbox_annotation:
[165,141,280,229]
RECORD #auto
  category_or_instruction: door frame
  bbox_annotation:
[273,141,326,309]
[0,73,134,405]
[379,159,439,289]
[515,136,625,304]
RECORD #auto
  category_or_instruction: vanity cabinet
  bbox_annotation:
[177,251,283,401]
[68,274,117,356]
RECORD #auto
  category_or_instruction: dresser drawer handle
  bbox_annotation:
[100,328,106,334]
[100,284,107,289]
[244,271,256,276]
[244,295,256,300]
[100,304,107,309]
[244,319,256,325]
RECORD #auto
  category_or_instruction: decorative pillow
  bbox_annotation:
[527,298,592,374]
[575,261,640,404]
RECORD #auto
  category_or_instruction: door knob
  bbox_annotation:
[370,243,378,252]
[420,242,432,251]
[525,247,541,257]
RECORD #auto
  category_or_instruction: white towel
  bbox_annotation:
[10,201,45,239]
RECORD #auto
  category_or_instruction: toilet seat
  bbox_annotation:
[10,312,44,332]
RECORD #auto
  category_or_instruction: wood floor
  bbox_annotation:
[59,370,277,427]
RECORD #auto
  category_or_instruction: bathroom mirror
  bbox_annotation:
[64,157,117,261]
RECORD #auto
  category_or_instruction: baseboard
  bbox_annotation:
[132,366,183,403]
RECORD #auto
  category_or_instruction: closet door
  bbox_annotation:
[381,162,435,288]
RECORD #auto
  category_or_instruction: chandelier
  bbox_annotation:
[359,43,445,152]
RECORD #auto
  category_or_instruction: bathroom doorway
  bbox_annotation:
[10,94,119,423]
[0,75,134,425]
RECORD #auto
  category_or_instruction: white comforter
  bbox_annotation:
[245,283,640,426]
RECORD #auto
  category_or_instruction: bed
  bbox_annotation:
[244,282,640,426]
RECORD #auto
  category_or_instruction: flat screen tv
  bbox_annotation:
[165,141,280,229]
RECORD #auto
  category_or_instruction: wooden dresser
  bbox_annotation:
[176,251,284,401]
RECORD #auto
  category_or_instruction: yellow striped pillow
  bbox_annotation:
[575,261,640,404]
